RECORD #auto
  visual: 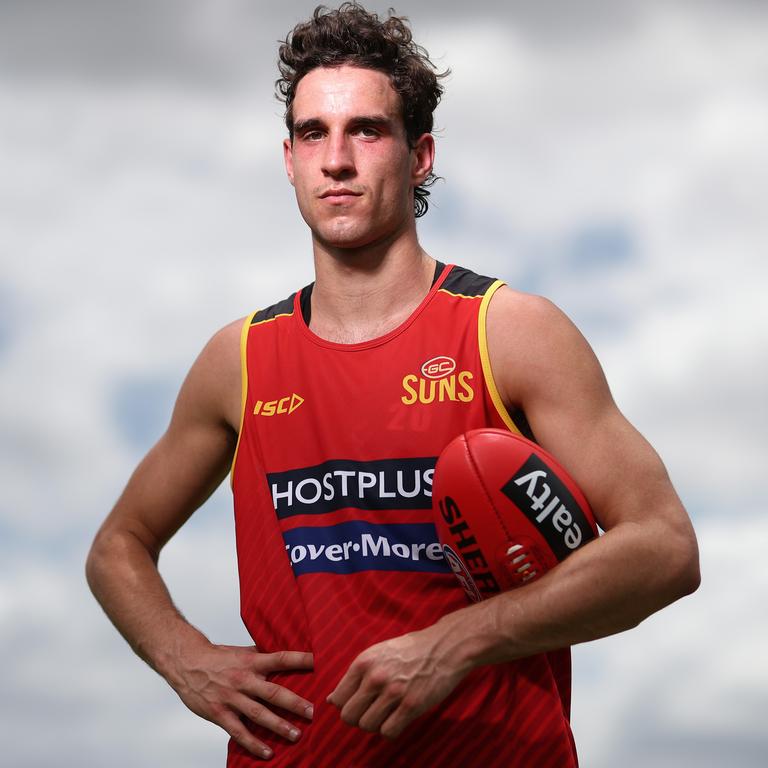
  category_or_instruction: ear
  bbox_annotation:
[410,133,435,187]
[283,137,295,186]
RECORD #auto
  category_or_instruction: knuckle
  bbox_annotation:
[368,668,389,688]
[259,681,280,703]
[208,702,228,720]
[229,669,247,689]
[385,680,405,699]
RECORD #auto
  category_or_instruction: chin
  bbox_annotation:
[315,220,384,251]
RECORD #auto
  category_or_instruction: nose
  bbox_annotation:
[322,131,355,178]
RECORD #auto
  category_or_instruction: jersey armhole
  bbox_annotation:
[478,281,523,436]
[229,310,257,488]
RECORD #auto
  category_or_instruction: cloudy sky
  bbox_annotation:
[1,0,766,765]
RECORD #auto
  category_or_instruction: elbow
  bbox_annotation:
[85,529,110,596]
[679,547,701,598]
[666,525,701,602]
[85,523,161,597]
[85,526,134,596]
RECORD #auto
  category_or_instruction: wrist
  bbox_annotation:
[433,603,500,674]
[435,597,518,671]
[150,621,212,687]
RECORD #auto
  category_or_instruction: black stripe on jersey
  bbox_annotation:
[251,294,296,325]
[441,265,497,298]
[299,283,313,324]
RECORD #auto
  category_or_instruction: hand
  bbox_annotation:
[168,641,314,760]
[327,623,470,739]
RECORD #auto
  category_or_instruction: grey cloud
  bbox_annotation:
[5,0,762,85]
[110,373,179,451]
[2,2,766,766]
[0,0,272,85]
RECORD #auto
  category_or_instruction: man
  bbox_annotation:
[86,4,700,766]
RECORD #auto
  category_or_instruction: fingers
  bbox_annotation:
[327,662,363,708]
[215,682,312,762]
[218,710,275,761]
[350,691,401,734]
[243,677,315,721]
[328,659,404,734]
[379,699,421,740]
[171,644,316,761]
[255,650,314,674]
[337,685,379,726]
[232,693,304,743]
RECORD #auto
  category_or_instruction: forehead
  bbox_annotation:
[292,65,401,122]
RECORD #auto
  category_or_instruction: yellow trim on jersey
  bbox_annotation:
[250,311,293,327]
[478,281,522,436]
[438,287,485,300]
[230,310,257,488]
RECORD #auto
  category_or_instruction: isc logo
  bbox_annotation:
[254,393,304,417]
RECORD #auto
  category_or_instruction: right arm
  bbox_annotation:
[85,320,313,761]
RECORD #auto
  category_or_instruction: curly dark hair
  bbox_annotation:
[276,3,447,217]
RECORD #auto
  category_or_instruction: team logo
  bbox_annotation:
[254,393,304,417]
[421,356,456,379]
[401,355,474,405]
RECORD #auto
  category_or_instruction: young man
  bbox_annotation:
[86,5,700,766]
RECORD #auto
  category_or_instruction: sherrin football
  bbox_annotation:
[432,428,599,603]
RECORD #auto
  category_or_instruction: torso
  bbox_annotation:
[226,263,578,768]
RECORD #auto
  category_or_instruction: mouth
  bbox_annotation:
[319,188,363,203]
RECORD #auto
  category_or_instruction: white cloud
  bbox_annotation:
[1,1,766,766]
[572,516,768,767]
[0,495,246,766]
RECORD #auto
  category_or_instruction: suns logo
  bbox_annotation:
[401,356,475,405]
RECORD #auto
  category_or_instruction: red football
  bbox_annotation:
[433,428,599,602]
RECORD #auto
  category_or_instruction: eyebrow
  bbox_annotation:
[293,114,394,135]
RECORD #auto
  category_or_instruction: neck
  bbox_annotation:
[309,225,436,344]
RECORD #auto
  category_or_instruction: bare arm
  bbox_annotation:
[329,287,700,736]
[439,289,700,660]
[86,320,313,760]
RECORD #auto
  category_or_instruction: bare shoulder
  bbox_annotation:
[485,285,582,353]
[485,285,610,413]
[175,316,246,433]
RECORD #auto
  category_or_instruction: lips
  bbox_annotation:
[320,188,362,201]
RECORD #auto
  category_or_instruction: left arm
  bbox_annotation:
[328,287,700,737]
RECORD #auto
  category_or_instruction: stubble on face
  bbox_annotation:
[285,66,416,253]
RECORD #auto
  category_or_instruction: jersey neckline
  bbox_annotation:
[293,262,453,351]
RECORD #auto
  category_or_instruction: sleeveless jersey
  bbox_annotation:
[229,263,578,767]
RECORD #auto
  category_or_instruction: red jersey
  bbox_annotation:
[229,263,578,767]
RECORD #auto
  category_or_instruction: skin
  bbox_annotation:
[86,64,700,759]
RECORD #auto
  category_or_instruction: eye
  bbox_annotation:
[354,125,381,139]
[303,130,324,141]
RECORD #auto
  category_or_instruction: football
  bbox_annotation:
[432,428,599,602]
